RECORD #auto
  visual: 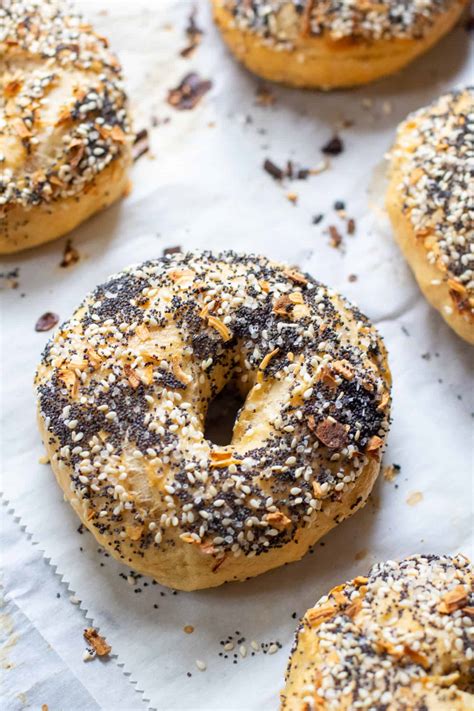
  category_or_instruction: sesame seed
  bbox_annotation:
[35,250,390,583]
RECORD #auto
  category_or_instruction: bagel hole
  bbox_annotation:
[204,384,245,446]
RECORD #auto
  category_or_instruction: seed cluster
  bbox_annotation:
[392,87,474,319]
[0,0,131,210]
[283,554,474,710]
[225,0,456,45]
[36,251,390,575]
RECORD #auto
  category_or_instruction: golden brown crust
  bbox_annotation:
[281,554,474,710]
[211,0,466,89]
[35,251,391,591]
[386,88,474,344]
[0,157,130,253]
[0,0,133,253]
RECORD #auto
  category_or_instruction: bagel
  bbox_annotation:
[0,0,133,254]
[386,88,474,344]
[282,554,474,710]
[35,251,391,591]
[211,0,467,89]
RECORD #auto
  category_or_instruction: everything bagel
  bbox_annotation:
[0,0,133,253]
[35,251,391,591]
[212,0,466,89]
[282,553,474,710]
[386,87,474,344]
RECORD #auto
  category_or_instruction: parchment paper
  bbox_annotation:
[1,503,147,710]
[1,1,473,709]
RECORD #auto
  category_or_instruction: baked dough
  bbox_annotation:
[282,553,474,710]
[35,251,391,591]
[386,88,474,344]
[0,0,133,254]
[211,0,466,89]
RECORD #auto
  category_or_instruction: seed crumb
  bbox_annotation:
[60,240,80,268]
[383,463,401,482]
[83,627,111,657]
[321,135,344,156]
[406,491,423,506]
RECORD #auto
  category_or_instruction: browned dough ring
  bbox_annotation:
[211,0,466,89]
[35,251,391,590]
[0,0,133,254]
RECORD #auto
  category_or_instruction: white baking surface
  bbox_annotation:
[1,503,148,710]
[1,1,473,709]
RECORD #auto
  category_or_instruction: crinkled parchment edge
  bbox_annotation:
[1,494,154,710]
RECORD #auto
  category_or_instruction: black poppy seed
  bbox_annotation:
[36,251,390,573]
